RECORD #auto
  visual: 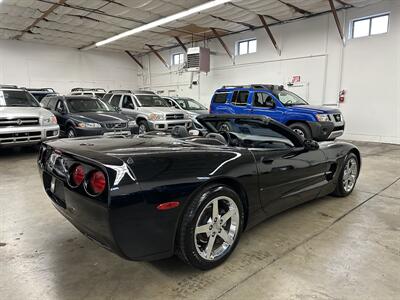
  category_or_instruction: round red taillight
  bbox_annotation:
[71,164,85,187]
[89,171,106,195]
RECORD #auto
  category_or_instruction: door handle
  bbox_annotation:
[261,157,273,164]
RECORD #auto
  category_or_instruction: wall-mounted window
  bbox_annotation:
[172,53,185,65]
[352,13,389,39]
[236,39,257,56]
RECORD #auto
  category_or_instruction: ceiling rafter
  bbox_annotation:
[36,0,205,38]
[13,0,66,40]
[210,27,234,62]
[258,15,281,56]
[228,2,282,23]
[278,1,312,15]
[328,0,345,43]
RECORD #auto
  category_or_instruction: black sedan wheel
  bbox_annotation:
[177,184,244,270]
[332,153,359,197]
[67,128,76,138]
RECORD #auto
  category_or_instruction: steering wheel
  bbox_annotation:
[218,131,233,145]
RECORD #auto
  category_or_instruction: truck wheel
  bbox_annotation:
[137,120,149,134]
[289,122,311,140]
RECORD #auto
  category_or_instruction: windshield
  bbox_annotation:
[95,93,105,99]
[175,98,207,110]
[276,90,308,106]
[31,93,55,102]
[0,90,40,107]
[66,98,116,113]
[136,95,168,107]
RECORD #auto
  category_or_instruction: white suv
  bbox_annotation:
[70,88,106,99]
[103,90,192,134]
[0,85,59,147]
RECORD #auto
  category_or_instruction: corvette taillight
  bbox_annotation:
[71,164,85,187]
[88,171,106,195]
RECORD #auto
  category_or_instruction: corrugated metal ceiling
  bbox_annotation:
[0,0,383,53]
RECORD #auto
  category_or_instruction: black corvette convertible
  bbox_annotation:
[38,114,360,270]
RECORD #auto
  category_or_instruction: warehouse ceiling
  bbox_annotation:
[0,0,383,54]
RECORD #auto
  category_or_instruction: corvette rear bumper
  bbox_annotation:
[39,169,176,261]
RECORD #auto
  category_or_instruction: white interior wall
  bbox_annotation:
[0,40,138,94]
[138,0,400,144]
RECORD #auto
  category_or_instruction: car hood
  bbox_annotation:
[187,110,209,116]
[139,106,184,115]
[69,112,130,123]
[288,105,341,114]
[0,106,54,118]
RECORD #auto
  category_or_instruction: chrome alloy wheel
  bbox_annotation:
[343,157,358,192]
[293,128,305,138]
[194,196,240,261]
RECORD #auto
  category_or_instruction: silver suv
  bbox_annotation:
[104,90,192,134]
[0,85,59,147]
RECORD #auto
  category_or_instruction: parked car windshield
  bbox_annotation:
[0,90,40,107]
[276,90,308,106]
[66,98,117,113]
[136,95,168,107]
[175,98,207,110]
[95,93,105,98]
[31,92,56,102]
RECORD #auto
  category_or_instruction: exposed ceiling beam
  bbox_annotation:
[209,14,256,30]
[335,0,353,7]
[278,1,312,15]
[328,0,345,43]
[228,2,282,23]
[36,0,205,39]
[210,28,234,63]
[146,44,170,69]
[258,15,281,56]
[174,36,187,53]
[13,0,66,40]
[125,50,144,69]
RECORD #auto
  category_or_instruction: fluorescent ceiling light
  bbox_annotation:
[91,0,231,48]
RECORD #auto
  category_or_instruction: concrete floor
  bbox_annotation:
[1,141,399,300]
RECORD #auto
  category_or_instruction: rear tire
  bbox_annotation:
[289,122,311,140]
[176,184,244,270]
[332,153,359,197]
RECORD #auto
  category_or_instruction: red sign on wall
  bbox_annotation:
[291,76,301,83]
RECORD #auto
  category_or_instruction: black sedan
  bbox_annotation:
[38,114,360,270]
[41,95,138,137]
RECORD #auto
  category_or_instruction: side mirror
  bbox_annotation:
[128,104,135,110]
[304,139,319,151]
[56,107,65,114]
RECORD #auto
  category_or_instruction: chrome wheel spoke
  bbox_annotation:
[221,209,236,225]
[218,229,233,245]
[205,234,217,259]
[195,224,211,235]
[212,199,219,220]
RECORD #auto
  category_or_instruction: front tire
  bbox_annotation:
[137,120,149,134]
[66,127,76,138]
[289,122,311,140]
[332,153,359,197]
[176,184,244,270]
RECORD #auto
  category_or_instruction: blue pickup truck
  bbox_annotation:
[210,84,344,141]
